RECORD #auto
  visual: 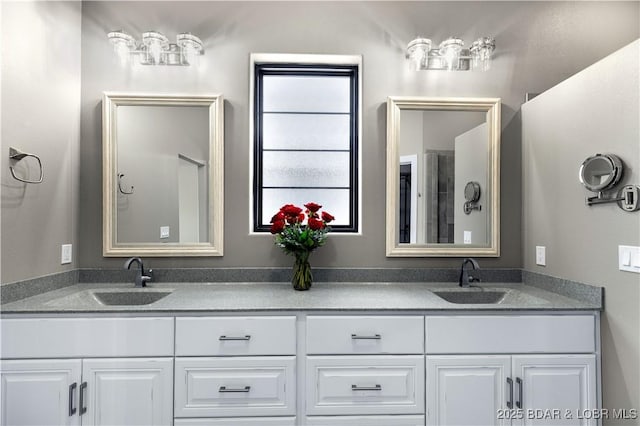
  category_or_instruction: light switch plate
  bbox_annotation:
[61,244,72,264]
[619,245,640,273]
[160,226,170,239]
[463,231,472,244]
[536,246,546,266]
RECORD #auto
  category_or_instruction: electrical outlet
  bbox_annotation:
[160,226,170,239]
[61,244,72,264]
[536,246,546,266]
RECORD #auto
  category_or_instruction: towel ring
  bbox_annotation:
[9,147,43,184]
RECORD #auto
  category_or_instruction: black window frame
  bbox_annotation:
[253,62,359,233]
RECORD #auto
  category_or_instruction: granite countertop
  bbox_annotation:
[0,281,602,314]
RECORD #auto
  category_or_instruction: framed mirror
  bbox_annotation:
[386,96,501,257]
[103,92,224,257]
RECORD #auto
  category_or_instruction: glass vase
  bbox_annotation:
[292,251,313,291]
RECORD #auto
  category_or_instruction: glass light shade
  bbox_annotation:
[406,38,432,70]
[439,37,464,70]
[107,31,136,64]
[142,31,169,64]
[177,33,204,65]
[470,37,495,71]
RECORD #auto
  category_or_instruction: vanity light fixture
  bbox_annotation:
[107,30,204,66]
[406,36,495,71]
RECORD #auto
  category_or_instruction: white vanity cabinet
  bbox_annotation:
[0,318,174,426]
[174,316,297,424]
[425,315,598,426]
[305,315,426,424]
[0,309,600,426]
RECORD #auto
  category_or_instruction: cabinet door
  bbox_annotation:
[81,358,173,426]
[426,355,511,426]
[512,355,597,426]
[1,359,81,426]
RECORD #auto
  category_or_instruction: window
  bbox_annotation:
[251,54,361,232]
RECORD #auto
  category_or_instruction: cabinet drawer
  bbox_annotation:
[425,315,595,354]
[306,316,423,354]
[175,316,296,356]
[175,418,296,425]
[1,317,174,358]
[306,355,424,416]
[306,415,425,425]
[174,356,296,418]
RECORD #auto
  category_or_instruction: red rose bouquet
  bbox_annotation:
[270,202,335,290]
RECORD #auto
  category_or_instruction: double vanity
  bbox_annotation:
[1,281,602,426]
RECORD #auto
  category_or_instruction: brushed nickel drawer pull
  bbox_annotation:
[79,382,87,415]
[68,382,77,416]
[219,385,251,393]
[219,335,251,341]
[351,384,382,391]
[351,334,381,340]
[516,377,523,409]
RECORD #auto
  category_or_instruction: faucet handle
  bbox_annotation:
[141,269,154,286]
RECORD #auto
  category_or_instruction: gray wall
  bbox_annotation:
[422,111,485,151]
[522,40,640,420]
[1,1,82,284]
[79,1,639,269]
[116,105,209,243]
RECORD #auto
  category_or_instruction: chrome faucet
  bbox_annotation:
[459,258,481,287]
[124,257,153,288]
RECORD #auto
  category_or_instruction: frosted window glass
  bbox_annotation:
[262,151,350,188]
[263,76,350,113]
[263,113,350,151]
[262,189,350,226]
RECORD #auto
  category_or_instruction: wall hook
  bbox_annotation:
[118,173,134,194]
[9,147,43,184]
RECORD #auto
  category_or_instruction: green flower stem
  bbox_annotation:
[292,251,313,291]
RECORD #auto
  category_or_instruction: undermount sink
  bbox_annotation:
[432,290,507,304]
[92,291,172,306]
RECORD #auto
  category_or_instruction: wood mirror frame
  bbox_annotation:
[102,92,224,257]
[386,96,501,257]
